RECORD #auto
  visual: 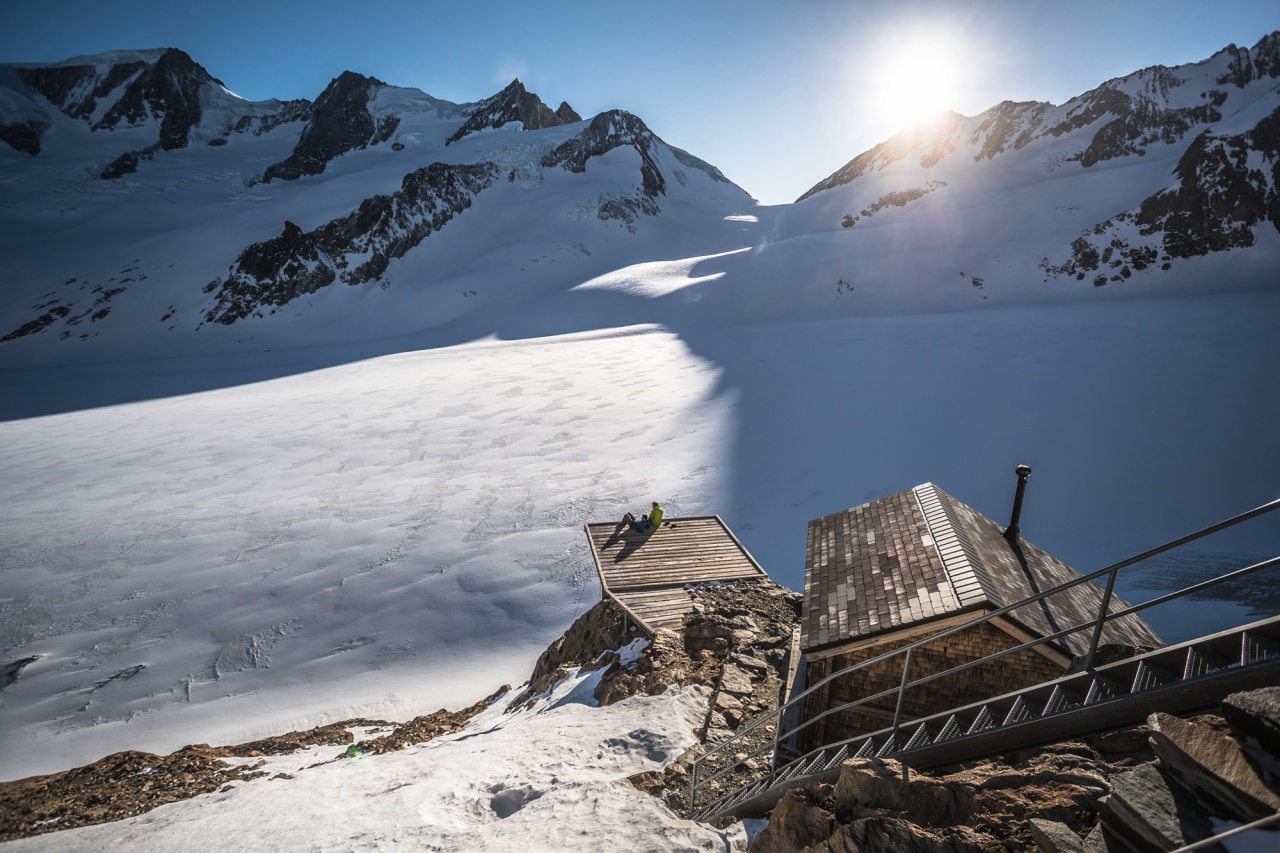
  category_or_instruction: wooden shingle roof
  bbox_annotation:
[801,484,1164,657]
[585,515,767,634]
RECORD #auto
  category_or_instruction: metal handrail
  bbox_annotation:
[1169,811,1280,852]
[690,496,1280,815]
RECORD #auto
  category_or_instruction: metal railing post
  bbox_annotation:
[893,648,913,783]
[691,498,1280,821]
[1082,567,1119,671]
[689,755,697,814]
[892,647,912,742]
[772,710,781,775]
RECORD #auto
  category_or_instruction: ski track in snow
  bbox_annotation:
[0,328,731,779]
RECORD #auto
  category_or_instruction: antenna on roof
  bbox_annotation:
[1004,465,1032,542]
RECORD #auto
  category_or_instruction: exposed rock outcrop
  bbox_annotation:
[12,48,220,176]
[541,109,666,200]
[798,31,1280,204]
[0,688,507,842]
[0,118,47,155]
[229,98,313,137]
[202,161,501,323]
[1221,685,1280,756]
[745,687,1280,853]
[1043,103,1280,283]
[16,48,218,147]
[446,79,580,146]
[510,596,636,705]
[519,578,802,817]
[261,71,399,183]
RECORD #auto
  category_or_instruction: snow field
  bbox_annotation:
[0,326,732,780]
[3,666,744,852]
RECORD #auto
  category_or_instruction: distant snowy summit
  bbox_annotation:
[793,32,1280,289]
[0,48,751,351]
[0,35,1277,358]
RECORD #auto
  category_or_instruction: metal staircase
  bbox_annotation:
[691,498,1280,822]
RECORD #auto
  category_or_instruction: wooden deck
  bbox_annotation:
[585,515,768,635]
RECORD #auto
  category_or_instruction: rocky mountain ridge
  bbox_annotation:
[445,78,580,146]
[2,48,218,159]
[800,33,1280,200]
[0,47,753,348]
[795,32,1280,292]
[2,35,1278,359]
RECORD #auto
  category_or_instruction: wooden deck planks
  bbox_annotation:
[585,515,767,635]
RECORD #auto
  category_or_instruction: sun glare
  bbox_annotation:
[868,33,967,133]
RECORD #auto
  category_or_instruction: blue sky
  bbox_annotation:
[2,0,1275,204]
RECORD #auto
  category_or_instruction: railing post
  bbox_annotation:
[1083,567,1119,671]
[892,647,912,746]
[892,648,913,784]
[772,709,781,775]
[689,755,697,814]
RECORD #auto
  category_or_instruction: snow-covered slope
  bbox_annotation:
[742,33,1280,318]
[0,49,753,363]
[1,38,1278,798]
[5,669,744,852]
[0,326,731,779]
[3,36,1279,363]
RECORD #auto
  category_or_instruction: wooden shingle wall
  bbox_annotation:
[800,621,1067,751]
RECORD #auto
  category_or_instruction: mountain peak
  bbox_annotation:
[446,80,579,146]
[3,47,221,162]
[258,70,399,183]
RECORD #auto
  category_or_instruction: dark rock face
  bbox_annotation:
[101,150,142,179]
[0,119,47,155]
[1136,107,1280,255]
[543,109,666,199]
[800,32,1280,202]
[841,181,947,228]
[230,98,313,137]
[1,278,131,343]
[0,305,70,342]
[202,220,335,322]
[1221,686,1280,756]
[104,49,215,150]
[537,109,675,229]
[595,193,660,231]
[1044,104,1280,282]
[16,49,219,173]
[1214,32,1280,87]
[445,79,578,146]
[17,60,148,123]
[1148,710,1280,822]
[756,690,1280,853]
[555,101,582,124]
[971,100,1053,161]
[261,71,398,183]
[203,161,500,324]
[4,49,212,167]
[1070,80,1224,169]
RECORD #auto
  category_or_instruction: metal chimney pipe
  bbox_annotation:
[1004,465,1032,542]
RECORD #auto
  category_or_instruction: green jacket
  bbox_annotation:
[649,505,664,527]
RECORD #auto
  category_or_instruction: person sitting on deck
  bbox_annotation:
[623,502,665,533]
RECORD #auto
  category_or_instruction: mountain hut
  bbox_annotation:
[794,479,1165,751]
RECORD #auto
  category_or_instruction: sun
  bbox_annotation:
[867,33,968,133]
